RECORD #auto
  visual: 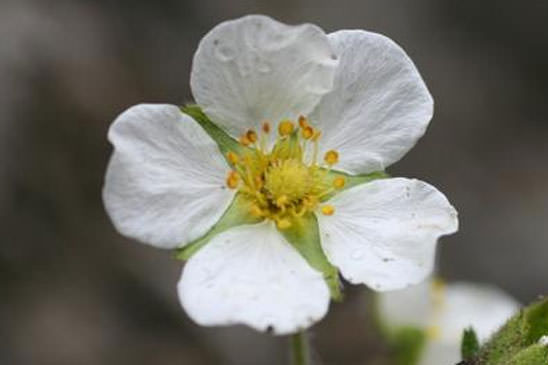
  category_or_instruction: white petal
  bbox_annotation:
[377,280,519,365]
[191,15,338,138]
[376,280,433,330]
[439,283,519,343]
[419,342,460,365]
[311,30,433,174]
[317,178,458,290]
[103,104,235,249]
[178,221,330,335]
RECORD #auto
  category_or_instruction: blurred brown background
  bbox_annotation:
[1,0,547,364]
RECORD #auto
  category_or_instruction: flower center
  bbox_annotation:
[225,116,344,229]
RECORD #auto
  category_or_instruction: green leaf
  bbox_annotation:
[390,327,427,365]
[174,193,261,260]
[461,327,480,361]
[181,104,250,158]
[279,213,342,300]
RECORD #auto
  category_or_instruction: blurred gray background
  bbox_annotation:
[1,0,547,364]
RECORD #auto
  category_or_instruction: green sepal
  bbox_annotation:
[174,193,261,260]
[507,343,548,365]
[320,170,389,202]
[279,213,342,301]
[522,297,548,344]
[181,104,250,159]
[468,297,548,365]
[461,327,480,361]
[390,327,427,365]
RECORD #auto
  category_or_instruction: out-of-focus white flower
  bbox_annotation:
[103,15,458,335]
[377,279,520,365]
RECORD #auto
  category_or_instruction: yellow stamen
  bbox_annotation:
[254,175,263,189]
[275,195,289,207]
[321,205,335,216]
[276,218,292,230]
[278,120,294,136]
[239,134,251,146]
[246,129,258,143]
[333,176,346,189]
[226,151,239,165]
[302,126,314,140]
[311,130,322,142]
[324,150,339,165]
[249,204,264,217]
[226,171,240,189]
[262,121,271,134]
[225,118,343,229]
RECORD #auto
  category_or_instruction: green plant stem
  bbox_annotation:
[291,331,310,365]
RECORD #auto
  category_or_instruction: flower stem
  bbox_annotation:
[290,331,310,365]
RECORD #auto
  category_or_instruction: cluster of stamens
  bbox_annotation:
[225,116,345,230]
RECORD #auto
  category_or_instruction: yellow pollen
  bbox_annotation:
[333,176,346,189]
[276,218,292,230]
[226,151,239,164]
[302,126,314,140]
[324,150,339,165]
[278,120,294,136]
[226,171,239,189]
[246,129,258,143]
[226,117,342,229]
[321,205,335,216]
[262,121,271,134]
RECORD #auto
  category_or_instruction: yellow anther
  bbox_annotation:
[426,325,441,340]
[226,171,240,189]
[254,175,264,189]
[298,115,308,129]
[262,121,271,134]
[302,126,314,140]
[246,129,258,143]
[276,218,292,230]
[276,195,289,207]
[239,134,251,146]
[333,176,346,189]
[226,151,239,165]
[311,130,322,141]
[324,150,339,165]
[321,205,335,216]
[249,204,264,217]
[278,120,295,136]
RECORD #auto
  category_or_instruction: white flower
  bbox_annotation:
[377,279,520,365]
[103,15,458,335]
